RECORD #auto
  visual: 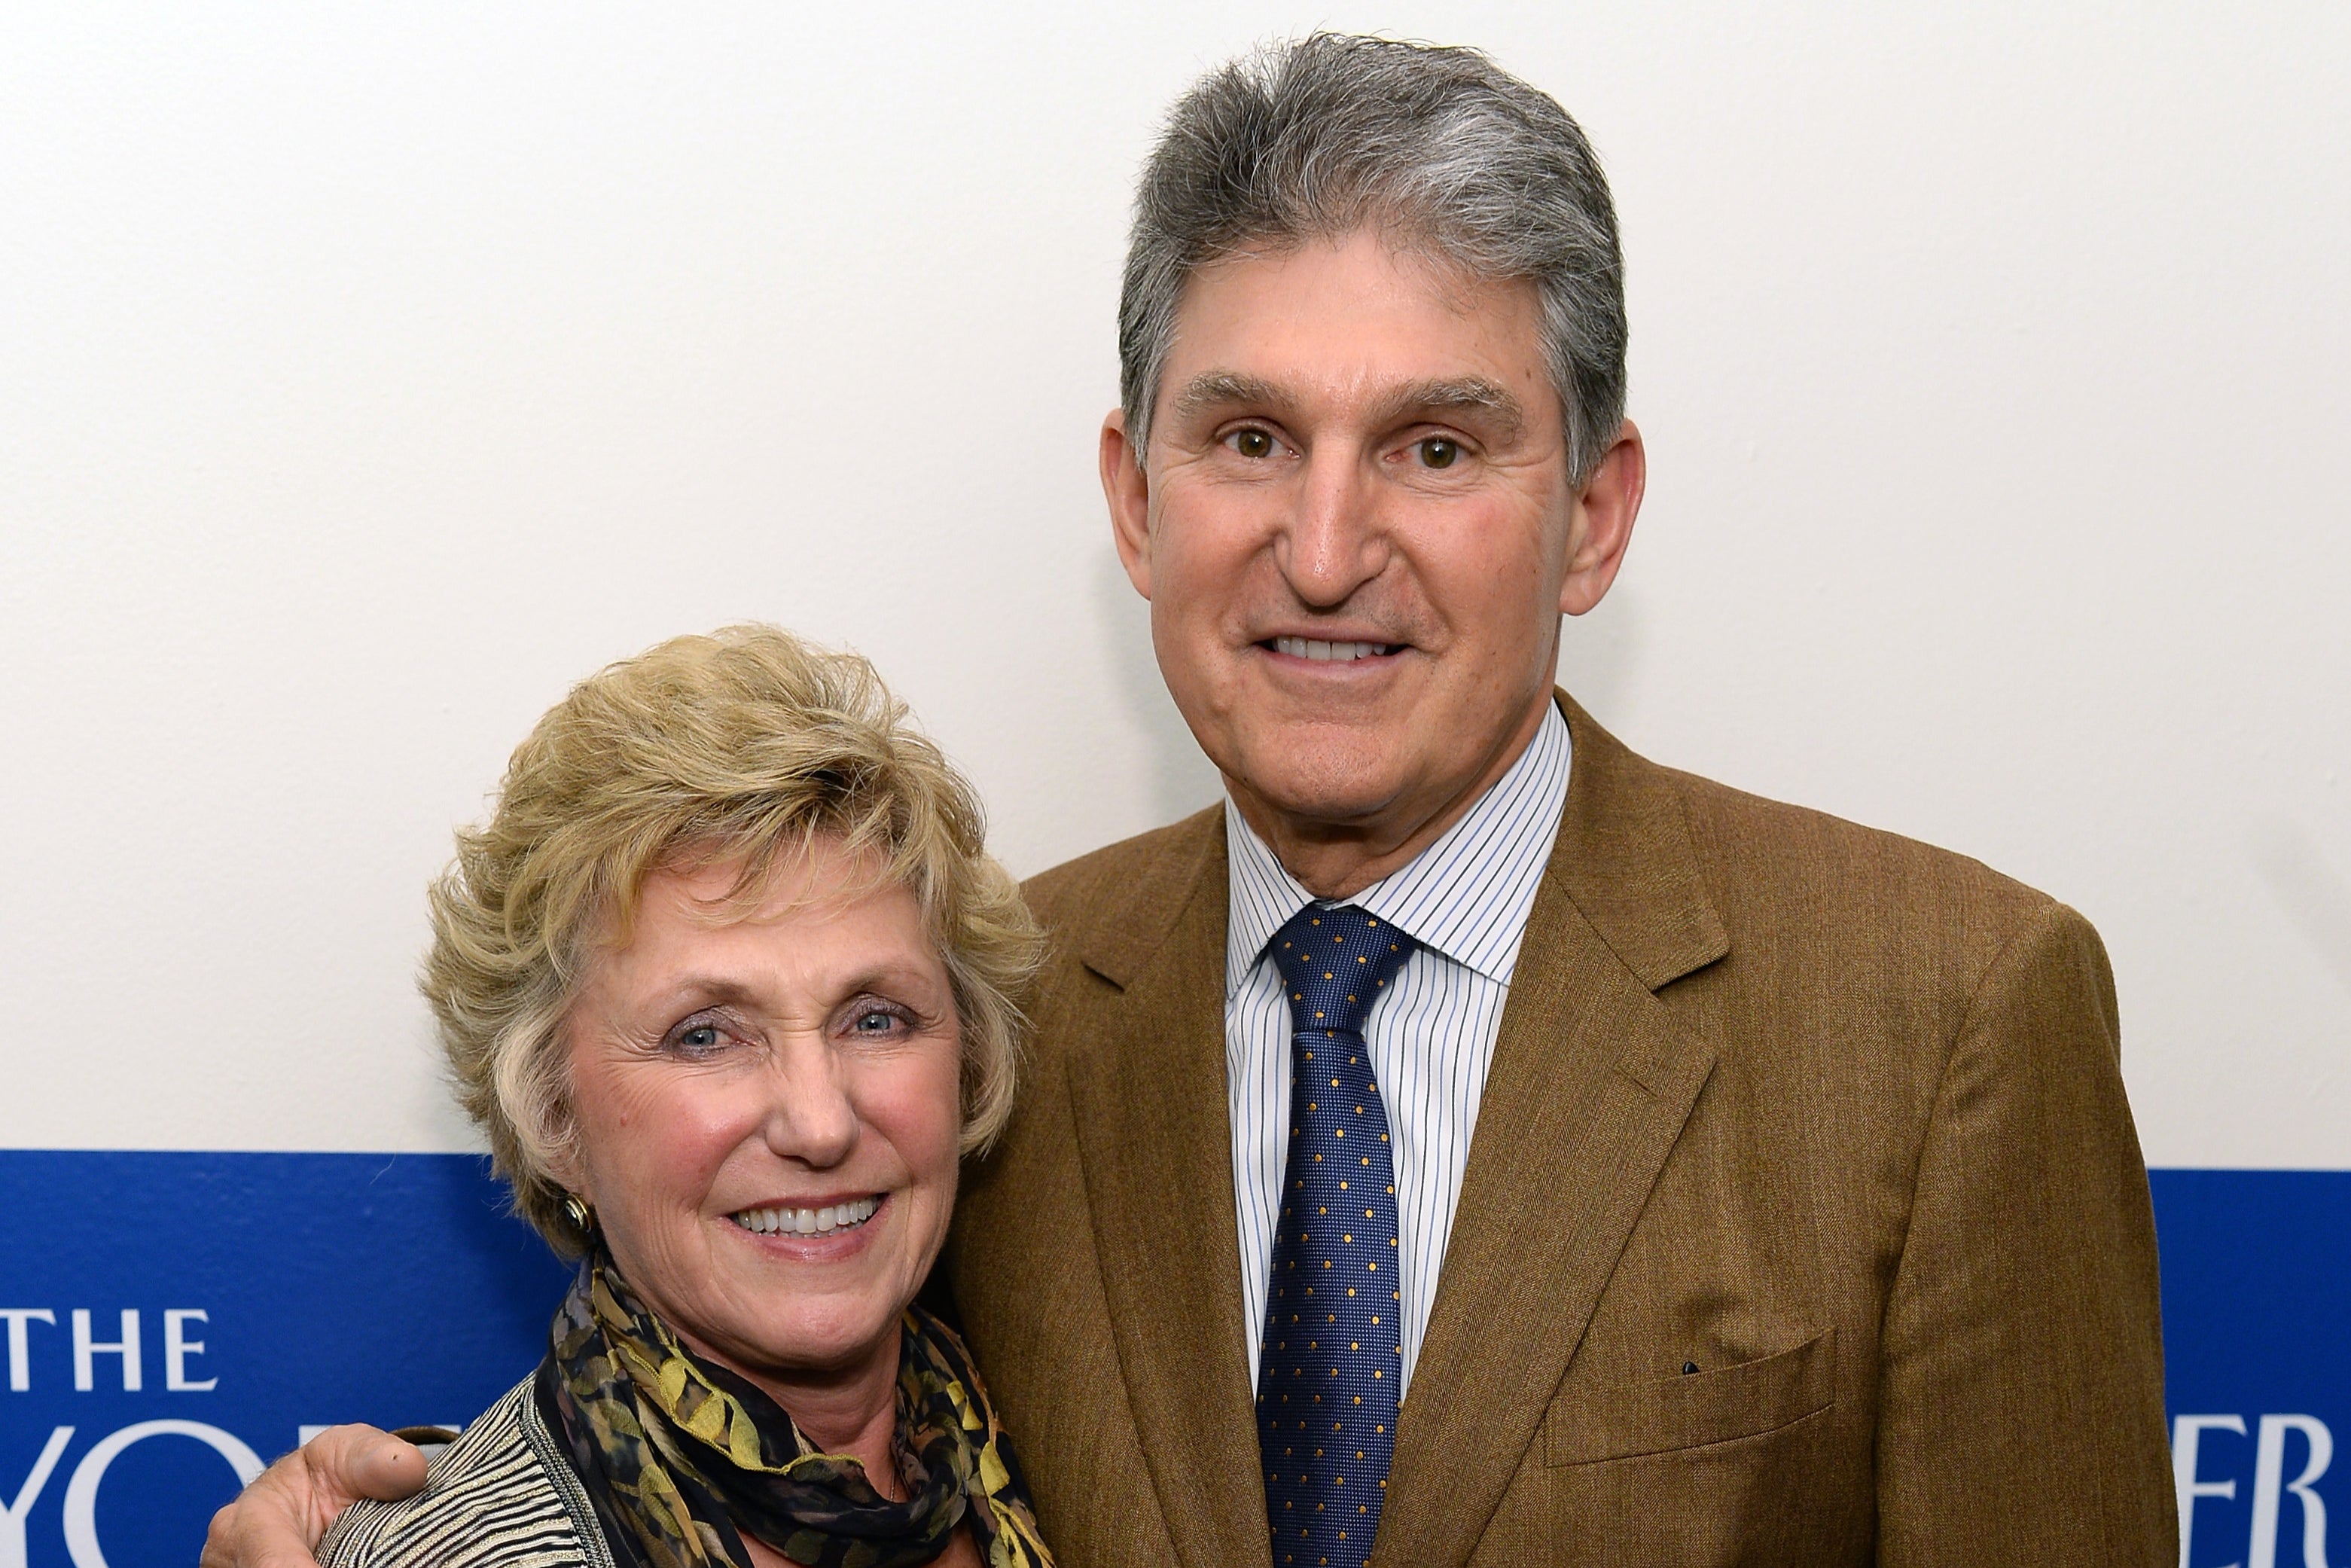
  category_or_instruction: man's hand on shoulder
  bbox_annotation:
[200,1425,427,1568]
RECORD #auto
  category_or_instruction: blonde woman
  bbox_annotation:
[320,627,1050,1568]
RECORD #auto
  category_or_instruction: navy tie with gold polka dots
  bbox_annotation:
[1258,901,1416,1568]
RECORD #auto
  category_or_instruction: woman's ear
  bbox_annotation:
[541,1130,587,1203]
[538,1107,589,1213]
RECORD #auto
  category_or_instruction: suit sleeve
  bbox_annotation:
[1874,901,2178,1567]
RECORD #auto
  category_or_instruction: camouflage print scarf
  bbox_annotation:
[544,1248,1052,1568]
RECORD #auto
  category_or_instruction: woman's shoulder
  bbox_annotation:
[319,1375,613,1568]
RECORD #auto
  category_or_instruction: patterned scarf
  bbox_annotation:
[544,1247,1052,1568]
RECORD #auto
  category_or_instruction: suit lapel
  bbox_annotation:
[1063,811,1273,1568]
[1371,695,1729,1566]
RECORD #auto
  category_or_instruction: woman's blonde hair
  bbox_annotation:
[422,624,1043,1253]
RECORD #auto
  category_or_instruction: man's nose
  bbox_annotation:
[759,1039,860,1167]
[1277,442,1389,608]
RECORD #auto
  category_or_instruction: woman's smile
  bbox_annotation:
[730,1193,884,1240]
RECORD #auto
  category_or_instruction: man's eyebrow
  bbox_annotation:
[1166,370,1527,443]
[1370,377,1525,442]
[1169,370,1291,423]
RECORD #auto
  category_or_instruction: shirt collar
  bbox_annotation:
[1224,700,1573,996]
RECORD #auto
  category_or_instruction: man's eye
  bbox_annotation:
[1417,437,1460,468]
[1230,429,1275,459]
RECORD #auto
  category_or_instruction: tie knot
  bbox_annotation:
[1268,903,1416,1039]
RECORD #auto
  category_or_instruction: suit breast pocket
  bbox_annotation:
[1544,1325,1837,1466]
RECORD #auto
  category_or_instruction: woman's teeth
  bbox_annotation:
[1273,636,1395,662]
[733,1196,880,1237]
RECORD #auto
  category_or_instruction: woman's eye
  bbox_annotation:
[1417,437,1461,468]
[1229,428,1275,459]
[672,1023,725,1053]
[849,1008,901,1035]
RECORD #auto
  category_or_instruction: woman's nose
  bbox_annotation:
[759,1039,861,1167]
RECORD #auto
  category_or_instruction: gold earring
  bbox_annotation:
[564,1193,594,1234]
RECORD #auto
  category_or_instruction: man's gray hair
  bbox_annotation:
[1120,34,1626,483]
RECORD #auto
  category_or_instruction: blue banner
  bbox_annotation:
[0,1153,568,1568]
[2153,1169,2350,1568]
[2,1154,2343,1566]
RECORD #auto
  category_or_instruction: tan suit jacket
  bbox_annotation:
[948,694,2176,1566]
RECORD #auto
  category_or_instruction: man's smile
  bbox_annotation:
[1265,636,1407,663]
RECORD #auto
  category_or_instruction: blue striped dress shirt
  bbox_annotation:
[1225,701,1573,1395]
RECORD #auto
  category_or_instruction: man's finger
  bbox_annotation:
[199,1424,426,1568]
[307,1425,430,1505]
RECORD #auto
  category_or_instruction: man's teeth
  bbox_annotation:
[733,1196,880,1237]
[1273,636,1394,662]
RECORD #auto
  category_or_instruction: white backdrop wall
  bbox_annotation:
[3,3,2346,1168]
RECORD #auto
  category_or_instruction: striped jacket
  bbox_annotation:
[319,1379,613,1568]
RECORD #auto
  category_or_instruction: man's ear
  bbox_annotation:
[1101,409,1154,599]
[1560,419,1646,617]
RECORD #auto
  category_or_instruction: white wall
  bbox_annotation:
[3,3,2345,1165]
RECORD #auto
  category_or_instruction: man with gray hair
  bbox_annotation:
[211,32,2175,1568]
